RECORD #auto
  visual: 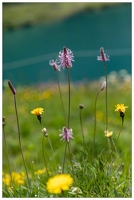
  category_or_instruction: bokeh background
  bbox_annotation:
[3,2,131,86]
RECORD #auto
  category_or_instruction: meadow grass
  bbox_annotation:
[2,73,131,197]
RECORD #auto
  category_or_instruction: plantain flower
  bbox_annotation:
[59,127,73,142]
[58,46,74,69]
[49,59,61,71]
[46,174,73,194]
[97,47,109,62]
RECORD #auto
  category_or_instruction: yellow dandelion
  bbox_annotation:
[104,130,113,138]
[34,168,46,175]
[46,174,73,194]
[31,108,44,116]
[115,104,128,113]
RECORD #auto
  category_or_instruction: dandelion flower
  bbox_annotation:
[104,130,113,138]
[97,47,109,62]
[31,108,44,123]
[58,46,74,69]
[31,108,44,116]
[115,104,128,113]
[59,126,73,142]
[46,174,73,194]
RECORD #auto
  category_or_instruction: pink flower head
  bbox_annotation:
[59,126,73,142]
[97,47,109,62]
[49,59,61,71]
[58,46,74,69]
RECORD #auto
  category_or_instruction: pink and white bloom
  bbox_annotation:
[49,59,61,71]
[58,46,74,69]
[59,127,73,142]
[97,47,109,62]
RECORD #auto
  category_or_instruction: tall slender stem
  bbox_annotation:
[47,136,57,173]
[67,68,71,129]
[13,95,31,193]
[56,71,66,121]
[3,126,13,187]
[67,143,76,184]
[103,118,124,168]
[42,134,49,177]
[104,62,108,131]
[62,142,67,173]
[79,108,86,151]
[93,90,101,156]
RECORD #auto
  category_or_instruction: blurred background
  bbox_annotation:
[3,2,131,86]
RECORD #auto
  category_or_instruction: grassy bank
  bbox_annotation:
[3,2,122,30]
[2,77,131,197]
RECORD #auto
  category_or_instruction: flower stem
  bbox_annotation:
[2,125,13,187]
[104,62,108,132]
[79,108,87,151]
[47,136,57,173]
[55,71,66,122]
[62,142,67,173]
[42,133,49,178]
[93,90,101,156]
[67,68,71,129]
[67,142,76,184]
[103,118,124,168]
[13,95,31,193]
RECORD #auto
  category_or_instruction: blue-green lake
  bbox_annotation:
[3,3,131,86]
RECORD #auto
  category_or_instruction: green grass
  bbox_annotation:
[3,2,122,30]
[2,73,131,197]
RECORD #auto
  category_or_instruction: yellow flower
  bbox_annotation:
[104,130,113,138]
[34,168,46,175]
[31,108,44,116]
[46,174,73,194]
[115,104,128,113]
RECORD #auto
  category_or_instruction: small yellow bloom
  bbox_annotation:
[115,104,128,113]
[46,174,73,194]
[31,108,44,116]
[104,130,113,138]
[34,168,46,175]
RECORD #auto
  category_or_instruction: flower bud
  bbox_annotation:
[8,80,16,95]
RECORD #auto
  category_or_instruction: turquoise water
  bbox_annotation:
[3,3,131,86]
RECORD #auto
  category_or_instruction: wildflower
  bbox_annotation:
[115,104,128,118]
[31,107,44,122]
[8,80,16,95]
[79,104,84,109]
[34,168,46,175]
[46,174,73,194]
[104,130,113,138]
[59,126,73,142]
[97,47,109,62]
[58,46,74,69]
[49,59,61,71]
[101,81,106,91]
[42,127,48,137]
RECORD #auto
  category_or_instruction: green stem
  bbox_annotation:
[104,62,108,132]
[2,126,13,187]
[13,95,31,193]
[67,142,76,184]
[103,117,124,168]
[93,90,101,156]
[42,134,49,177]
[67,68,71,129]
[56,71,66,122]
[47,136,57,173]
[62,142,67,173]
[79,108,87,151]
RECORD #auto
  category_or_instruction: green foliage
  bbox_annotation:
[2,77,131,197]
